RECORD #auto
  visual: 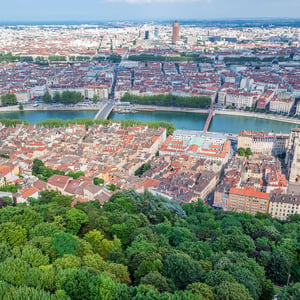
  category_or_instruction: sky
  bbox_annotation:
[1,0,299,22]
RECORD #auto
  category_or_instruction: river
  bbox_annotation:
[0,110,299,134]
[110,111,299,134]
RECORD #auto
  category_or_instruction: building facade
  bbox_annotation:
[238,130,288,156]
[172,21,180,43]
[286,128,300,183]
[269,193,300,220]
[227,187,269,215]
[269,93,294,114]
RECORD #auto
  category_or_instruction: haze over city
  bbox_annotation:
[1,0,300,22]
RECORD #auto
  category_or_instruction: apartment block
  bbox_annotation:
[227,187,269,215]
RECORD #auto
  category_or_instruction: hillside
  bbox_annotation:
[0,190,299,299]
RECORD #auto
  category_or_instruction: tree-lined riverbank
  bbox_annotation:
[0,109,299,134]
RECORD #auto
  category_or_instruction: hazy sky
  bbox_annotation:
[1,0,299,22]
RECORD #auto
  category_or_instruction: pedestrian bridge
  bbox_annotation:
[203,104,214,133]
[94,101,114,120]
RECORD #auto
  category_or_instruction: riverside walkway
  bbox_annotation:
[94,101,114,120]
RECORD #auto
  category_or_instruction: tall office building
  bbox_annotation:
[154,27,159,39]
[144,30,149,40]
[172,21,180,43]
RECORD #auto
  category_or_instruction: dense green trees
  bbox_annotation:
[127,54,213,63]
[135,163,151,177]
[48,56,66,62]
[32,159,65,181]
[43,92,52,103]
[121,92,211,108]
[238,147,252,159]
[35,117,176,135]
[43,91,83,104]
[0,53,20,63]
[60,91,83,104]
[1,93,17,106]
[0,190,299,299]
[93,54,122,63]
[32,159,85,182]
[93,177,104,186]
[0,119,29,127]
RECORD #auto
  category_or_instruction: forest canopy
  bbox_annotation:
[0,189,299,299]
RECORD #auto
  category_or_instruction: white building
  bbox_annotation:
[84,85,109,100]
[269,93,294,114]
[226,90,257,108]
[238,130,288,156]
[269,193,300,220]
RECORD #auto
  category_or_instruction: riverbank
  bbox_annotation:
[0,109,298,134]
[0,104,102,112]
[134,105,300,126]
[215,110,300,125]
[134,105,209,114]
[2,104,300,127]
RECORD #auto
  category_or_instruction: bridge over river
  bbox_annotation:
[202,104,214,133]
[94,101,114,120]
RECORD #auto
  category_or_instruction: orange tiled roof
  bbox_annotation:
[230,187,269,200]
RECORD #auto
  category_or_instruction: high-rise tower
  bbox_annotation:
[154,27,159,39]
[172,21,180,43]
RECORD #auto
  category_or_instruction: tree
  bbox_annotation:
[267,247,293,285]
[66,208,88,235]
[0,222,27,247]
[53,254,81,269]
[132,284,160,300]
[84,230,118,259]
[106,184,120,192]
[43,92,52,103]
[163,253,204,289]
[238,147,246,157]
[140,272,170,292]
[187,282,213,300]
[214,281,253,300]
[278,282,300,300]
[213,233,255,253]
[166,226,196,247]
[18,103,23,110]
[0,257,30,286]
[135,163,151,177]
[260,279,275,300]
[245,148,252,159]
[93,177,104,186]
[60,91,83,104]
[1,93,17,106]
[19,246,49,268]
[205,270,236,286]
[121,92,211,108]
[53,92,61,103]
[66,171,85,180]
[52,232,79,257]
[92,94,99,103]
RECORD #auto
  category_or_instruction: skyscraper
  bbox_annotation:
[154,27,159,39]
[144,30,149,40]
[172,21,180,43]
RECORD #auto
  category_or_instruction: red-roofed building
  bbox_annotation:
[228,187,269,215]
[13,186,39,204]
[48,174,71,193]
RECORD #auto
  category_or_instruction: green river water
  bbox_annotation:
[0,110,298,134]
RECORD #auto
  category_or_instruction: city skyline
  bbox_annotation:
[1,0,300,22]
